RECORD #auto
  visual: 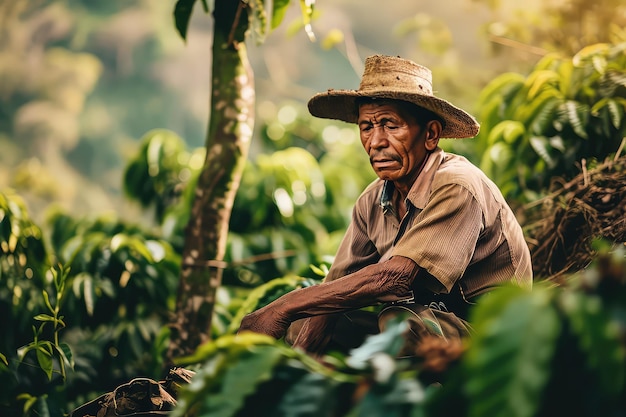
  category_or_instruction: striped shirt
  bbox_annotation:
[324,147,532,299]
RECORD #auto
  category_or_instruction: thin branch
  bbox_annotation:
[487,34,549,57]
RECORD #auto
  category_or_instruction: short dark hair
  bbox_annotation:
[355,97,444,128]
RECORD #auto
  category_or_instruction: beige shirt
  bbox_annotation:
[325,147,532,299]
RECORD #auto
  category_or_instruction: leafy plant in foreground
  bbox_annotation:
[14,264,74,416]
[167,244,626,417]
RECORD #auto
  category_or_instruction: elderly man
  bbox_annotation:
[238,55,532,357]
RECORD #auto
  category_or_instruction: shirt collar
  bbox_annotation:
[379,147,446,213]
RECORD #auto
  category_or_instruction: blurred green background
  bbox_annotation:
[5,0,618,223]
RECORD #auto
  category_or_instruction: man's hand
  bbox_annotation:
[238,304,291,339]
[292,315,337,355]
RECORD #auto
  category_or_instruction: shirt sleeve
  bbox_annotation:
[392,182,484,292]
[324,199,381,282]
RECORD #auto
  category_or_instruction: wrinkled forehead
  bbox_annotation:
[357,97,440,126]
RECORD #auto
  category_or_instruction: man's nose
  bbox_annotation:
[370,126,388,148]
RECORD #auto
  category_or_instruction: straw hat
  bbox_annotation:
[307,55,480,139]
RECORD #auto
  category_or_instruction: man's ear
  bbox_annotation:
[424,120,442,151]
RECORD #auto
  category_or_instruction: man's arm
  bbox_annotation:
[237,256,419,339]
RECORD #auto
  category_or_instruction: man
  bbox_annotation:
[238,54,532,357]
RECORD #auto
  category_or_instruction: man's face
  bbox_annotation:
[358,101,438,185]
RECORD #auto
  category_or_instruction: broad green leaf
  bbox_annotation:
[558,100,589,139]
[276,372,340,416]
[36,342,54,381]
[173,337,287,417]
[465,284,560,417]
[178,333,277,365]
[110,233,155,263]
[534,53,561,72]
[17,394,38,416]
[591,98,623,129]
[347,318,409,370]
[529,136,557,168]
[573,43,611,67]
[227,275,311,333]
[591,55,608,75]
[174,0,197,41]
[206,346,285,417]
[477,73,525,108]
[528,95,561,135]
[556,60,575,97]
[525,70,559,100]
[72,272,95,315]
[487,142,514,169]
[58,342,74,369]
[477,95,507,136]
[486,121,525,145]
[353,377,424,417]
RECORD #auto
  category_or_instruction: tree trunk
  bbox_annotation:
[166,1,253,365]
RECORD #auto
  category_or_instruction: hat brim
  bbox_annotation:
[308,90,480,139]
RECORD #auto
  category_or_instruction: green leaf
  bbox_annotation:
[528,94,561,135]
[559,291,625,396]
[33,314,56,323]
[487,121,525,145]
[227,275,310,333]
[17,394,38,416]
[465,284,561,417]
[36,342,54,381]
[174,336,288,417]
[177,333,276,366]
[487,142,514,170]
[477,73,525,108]
[524,70,559,100]
[529,136,557,168]
[271,0,291,29]
[42,290,54,314]
[208,346,285,417]
[573,43,611,68]
[591,98,623,129]
[72,272,95,316]
[58,342,74,369]
[559,100,589,139]
[353,377,424,417]
[277,372,340,416]
[347,318,409,370]
[173,0,197,41]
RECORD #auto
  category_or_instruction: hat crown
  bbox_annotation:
[359,55,433,96]
[307,54,479,139]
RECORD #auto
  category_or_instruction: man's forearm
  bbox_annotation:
[278,256,418,320]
